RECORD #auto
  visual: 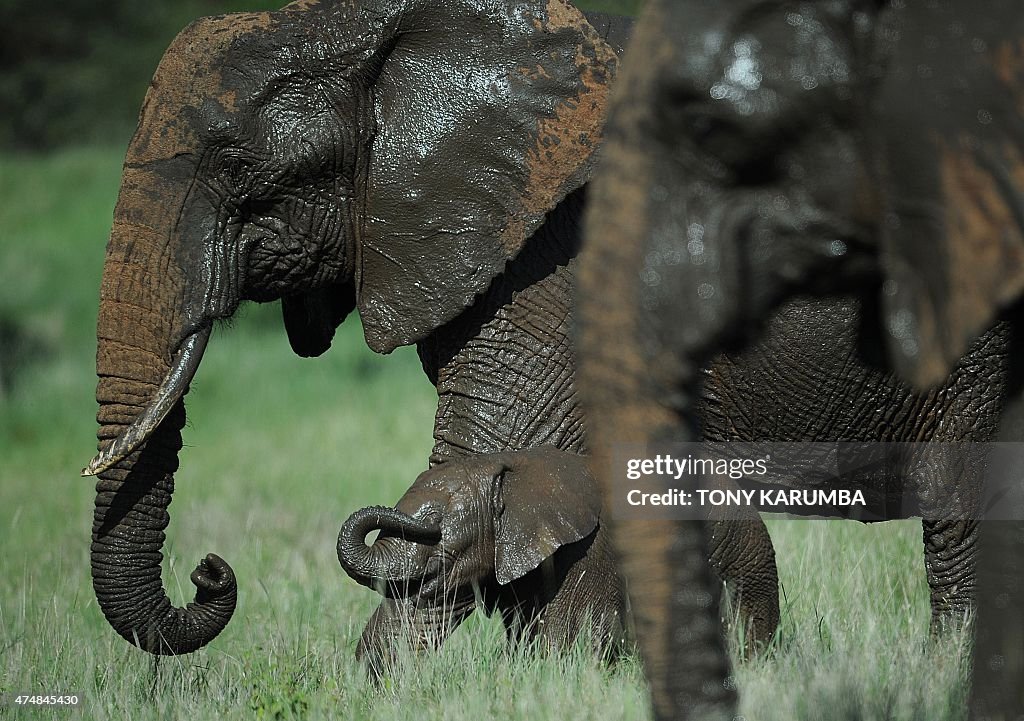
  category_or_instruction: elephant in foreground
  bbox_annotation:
[577,0,1024,718]
[82,0,624,656]
[336,446,626,677]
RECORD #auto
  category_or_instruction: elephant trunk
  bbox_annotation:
[87,163,236,655]
[337,506,441,589]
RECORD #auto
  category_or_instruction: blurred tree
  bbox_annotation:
[1,0,285,150]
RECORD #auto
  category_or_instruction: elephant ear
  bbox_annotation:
[492,447,601,586]
[358,0,617,354]
[874,2,1024,388]
[281,282,357,358]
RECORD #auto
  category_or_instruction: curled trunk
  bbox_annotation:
[337,506,441,589]
[89,165,236,655]
[91,387,236,654]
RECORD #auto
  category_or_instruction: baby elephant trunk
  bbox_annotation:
[337,506,442,590]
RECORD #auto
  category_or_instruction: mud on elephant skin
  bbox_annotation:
[337,447,627,677]
[576,0,1023,718]
[82,0,622,656]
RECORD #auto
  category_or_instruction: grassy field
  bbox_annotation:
[0,147,972,720]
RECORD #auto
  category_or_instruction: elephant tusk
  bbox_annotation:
[82,326,212,477]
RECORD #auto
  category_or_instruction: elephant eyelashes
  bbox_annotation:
[206,153,259,201]
[219,155,252,183]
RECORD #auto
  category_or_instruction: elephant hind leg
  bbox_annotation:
[922,518,978,631]
[708,516,780,655]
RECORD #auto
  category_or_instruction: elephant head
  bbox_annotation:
[336,447,602,673]
[84,0,616,655]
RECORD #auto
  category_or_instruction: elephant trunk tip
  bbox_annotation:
[93,549,238,656]
[191,553,237,603]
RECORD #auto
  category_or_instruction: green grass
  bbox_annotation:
[0,146,972,720]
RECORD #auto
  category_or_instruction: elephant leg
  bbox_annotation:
[496,590,568,652]
[356,596,476,679]
[708,516,779,653]
[971,372,1024,718]
[971,518,1024,719]
[921,518,978,631]
[496,529,628,660]
[915,446,984,630]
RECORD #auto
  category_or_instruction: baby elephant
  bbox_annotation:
[337,446,626,676]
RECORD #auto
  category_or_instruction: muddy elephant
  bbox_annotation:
[81,0,627,656]
[576,0,1024,718]
[337,446,626,677]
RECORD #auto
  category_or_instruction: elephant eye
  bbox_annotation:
[216,153,255,189]
[681,110,740,157]
[236,196,278,221]
[425,557,443,576]
[674,108,783,185]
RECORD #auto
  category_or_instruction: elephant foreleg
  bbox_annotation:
[356,597,477,679]
[915,449,983,630]
[708,516,780,653]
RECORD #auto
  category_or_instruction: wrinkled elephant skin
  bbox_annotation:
[577,0,1024,718]
[85,0,619,656]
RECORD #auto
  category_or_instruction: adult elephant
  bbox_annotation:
[81,0,628,657]
[577,0,1024,719]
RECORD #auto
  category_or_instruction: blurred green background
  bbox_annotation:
[2,0,278,151]
[0,1,970,719]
